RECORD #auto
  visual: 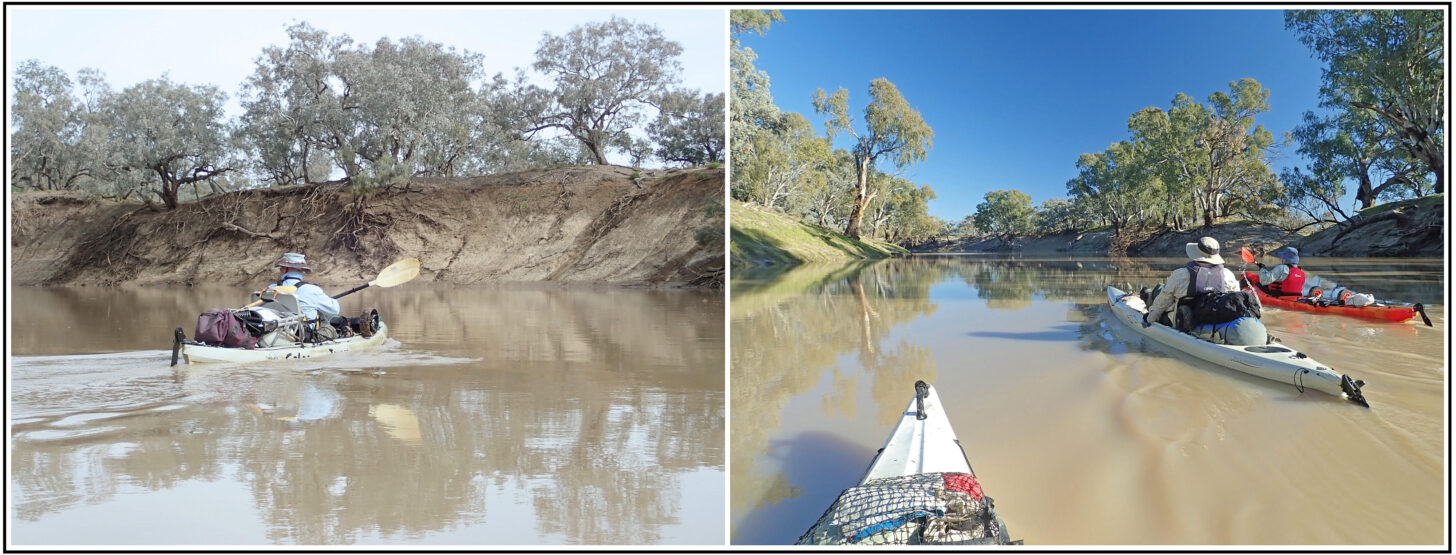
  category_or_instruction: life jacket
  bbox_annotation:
[1175,261,1236,331]
[274,275,312,288]
[1183,261,1226,297]
[1269,265,1306,296]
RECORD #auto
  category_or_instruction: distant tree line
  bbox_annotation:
[963,8,1443,241]
[10,18,725,210]
[729,10,941,245]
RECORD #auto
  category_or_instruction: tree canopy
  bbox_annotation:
[727,11,942,246]
[525,16,684,165]
[813,78,934,239]
[973,189,1034,242]
[10,18,721,210]
[1286,9,1445,193]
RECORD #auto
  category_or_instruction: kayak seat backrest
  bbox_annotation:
[252,290,303,316]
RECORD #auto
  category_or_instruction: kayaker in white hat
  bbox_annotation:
[263,252,342,339]
[1144,236,1241,328]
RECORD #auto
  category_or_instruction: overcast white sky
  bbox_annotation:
[6,6,727,118]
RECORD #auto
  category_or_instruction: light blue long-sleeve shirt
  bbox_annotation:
[1258,264,1293,287]
[277,271,340,320]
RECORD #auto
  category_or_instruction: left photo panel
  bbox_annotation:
[7,6,726,547]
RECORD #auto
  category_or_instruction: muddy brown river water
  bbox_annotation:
[730,255,1446,546]
[9,284,725,546]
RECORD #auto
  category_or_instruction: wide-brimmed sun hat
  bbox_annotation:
[274,252,313,273]
[1275,246,1300,265]
[1185,236,1224,265]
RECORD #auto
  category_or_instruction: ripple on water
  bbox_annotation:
[50,412,126,427]
[20,426,125,442]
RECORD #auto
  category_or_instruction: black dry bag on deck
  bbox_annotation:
[1183,290,1261,330]
[195,309,258,349]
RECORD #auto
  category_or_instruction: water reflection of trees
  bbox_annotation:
[728,255,1184,539]
[729,260,943,539]
[945,256,1160,306]
[10,288,724,545]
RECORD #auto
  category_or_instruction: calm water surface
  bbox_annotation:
[10,284,725,546]
[730,255,1445,545]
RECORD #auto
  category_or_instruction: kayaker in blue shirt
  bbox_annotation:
[264,253,341,339]
[1256,247,1307,297]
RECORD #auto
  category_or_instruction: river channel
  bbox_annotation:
[730,255,1445,546]
[10,284,725,546]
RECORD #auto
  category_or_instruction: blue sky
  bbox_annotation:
[739,9,1330,222]
[6,6,726,119]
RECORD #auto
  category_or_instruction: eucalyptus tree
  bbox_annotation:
[954,214,980,238]
[869,178,937,243]
[10,60,94,191]
[1278,166,1348,226]
[1292,110,1430,212]
[1286,9,1445,192]
[813,78,934,239]
[1065,141,1154,231]
[972,189,1034,242]
[95,77,236,210]
[649,89,725,166]
[799,149,856,227]
[524,17,683,165]
[729,9,785,182]
[1131,79,1276,228]
[237,23,504,188]
[1033,198,1086,234]
[735,112,827,209]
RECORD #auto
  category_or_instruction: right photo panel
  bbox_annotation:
[728,8,1447,547]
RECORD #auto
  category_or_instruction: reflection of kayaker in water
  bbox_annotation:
[247,381,341,424]
[1141,236,1266,345]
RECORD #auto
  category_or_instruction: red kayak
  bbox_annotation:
[1242,272,1431,325]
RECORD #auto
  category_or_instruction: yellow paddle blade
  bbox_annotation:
[368,257,420,288]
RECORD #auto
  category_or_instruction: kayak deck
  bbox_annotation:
[1106,286,1367,406]
[860,381,972,483]
[179,322,388,364]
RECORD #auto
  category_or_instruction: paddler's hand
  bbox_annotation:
[1256,262,1265,269]
[1140,315,1152,328]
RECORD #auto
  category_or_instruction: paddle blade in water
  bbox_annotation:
[371,258,421,288]
[1240,246,1255,264]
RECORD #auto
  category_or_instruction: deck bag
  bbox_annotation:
[195,309,258,349]
[1190,316,1267,346]
[796,472,1013,545]
[1180,290,1262,331]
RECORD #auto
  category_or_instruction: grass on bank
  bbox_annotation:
[730,201,907,268]
[1359,193,1444,218]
